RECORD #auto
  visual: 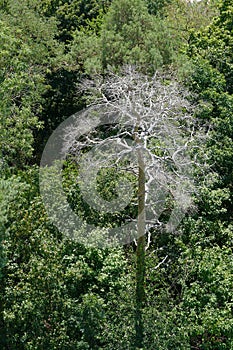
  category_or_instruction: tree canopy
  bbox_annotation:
[0,0,232,349]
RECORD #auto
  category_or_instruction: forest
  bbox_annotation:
[0,0,232,349]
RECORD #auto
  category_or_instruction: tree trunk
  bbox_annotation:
[135,146,146,348]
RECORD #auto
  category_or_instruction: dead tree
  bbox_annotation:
[63,67,206,347]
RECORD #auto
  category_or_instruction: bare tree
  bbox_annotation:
[58,67,206,347]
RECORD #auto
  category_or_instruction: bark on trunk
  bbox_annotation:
[135,145,146,348]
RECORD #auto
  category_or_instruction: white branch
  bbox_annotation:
[151,255,168,271]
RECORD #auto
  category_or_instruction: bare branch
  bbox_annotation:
[151,255,168,270]
[67,66,208,238]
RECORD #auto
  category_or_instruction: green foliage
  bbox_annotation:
[146,0,172,16]
[187,0,233,217]
[183,88,232,350]
[0,0,232,348]
[101,0,174,72]
[178,239,233,349]
[37,0,112,42]
[0,20,43,166]
[188,32,233,95]
[69,0,176,74]
[0,176,25,278]
[0,166,129,349]
[61,159,137,232]
[0,1,62,167]
[165,0,218,43]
